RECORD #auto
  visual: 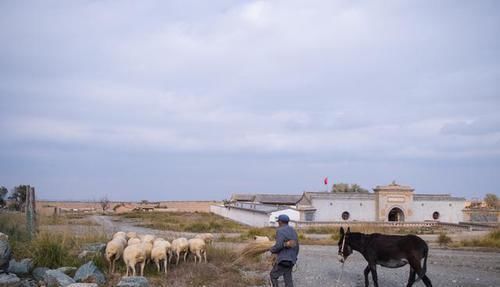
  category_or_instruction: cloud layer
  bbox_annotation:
[0,1,499,200]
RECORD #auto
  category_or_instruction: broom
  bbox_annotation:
[232,241,275,265]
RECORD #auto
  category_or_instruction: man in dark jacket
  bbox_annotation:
[270,214,299,287]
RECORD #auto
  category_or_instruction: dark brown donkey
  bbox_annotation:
[337,227,432,287]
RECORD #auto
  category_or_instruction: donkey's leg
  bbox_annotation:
[369,264,379,287]
[363,265,371,287]
[421,275,432,287]
[406,268,416,287]
[408,256,432,287]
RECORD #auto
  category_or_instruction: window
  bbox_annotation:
[432,211,440,220]
[305,211,315,221]
[341,211,350,220]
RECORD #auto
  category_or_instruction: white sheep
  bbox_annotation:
[254,235,270,243]
[170,237,189,265]
[123,244,147,277]
[141,241,153,264]
[195,233,215,245]
[113,231,127,240]
[140,234,156,244]
[153,237,166,244]
[105,238,125,273]
[188,238,207,264]
[151,240,171,274]
[128,238,141,246]
[126,231,138,240]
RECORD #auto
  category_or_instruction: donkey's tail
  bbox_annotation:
[416,244,429,282]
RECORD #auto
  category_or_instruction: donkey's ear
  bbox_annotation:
[340,227,345,235]
[347,227,351,233]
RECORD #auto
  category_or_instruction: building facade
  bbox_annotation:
[211,182,467,227]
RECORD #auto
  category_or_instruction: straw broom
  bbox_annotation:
[232,241,275,265]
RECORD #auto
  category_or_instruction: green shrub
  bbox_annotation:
[31,232,79,268]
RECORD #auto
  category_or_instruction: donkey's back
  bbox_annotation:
[365,233,428,269]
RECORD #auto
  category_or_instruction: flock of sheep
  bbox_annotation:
[105,231,214,277]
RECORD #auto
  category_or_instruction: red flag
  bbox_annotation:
[324,177,328,185]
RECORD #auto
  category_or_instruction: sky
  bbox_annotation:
[0,0,499,201]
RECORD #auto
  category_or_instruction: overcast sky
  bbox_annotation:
[0,1,499,201]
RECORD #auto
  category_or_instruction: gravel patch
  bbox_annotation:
[293,245,500,287]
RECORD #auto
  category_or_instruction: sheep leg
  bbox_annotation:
[125,262,129,277]
[164,259,168,275]
[183,250,188,262]
[203,250,207,263]
[176,251,180,265]
[155,259,160,272]
[132,262,137,277]
[140,261,145,277]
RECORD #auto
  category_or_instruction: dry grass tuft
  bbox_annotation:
[232,241,275,266]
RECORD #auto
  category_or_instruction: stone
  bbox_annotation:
[73,262,105,286]
[56,267,77,276]
[0,273,20,287]
[81,244,105,254]
[7,259,33,275]
[116,276,149,287]
[67,284,98,287]
[32,267,49,282]
[18,279,37,287]
[0,238,12,273]
[45,270,75,287]
[78,244,105,260]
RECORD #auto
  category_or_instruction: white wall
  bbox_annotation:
[312,198,376,221]
[210,204,271,227]
[269,209,301,226]
[411,200,465,223]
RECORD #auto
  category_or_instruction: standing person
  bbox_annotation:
[270,214,299,287]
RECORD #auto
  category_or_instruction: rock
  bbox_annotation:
[67,284,98,287]
[32,267,49,282]
[78,244,105,260]
[56,267,77,276]
[18,279,37,287]
[0,238,12,273]
[77,251,90,260]
[73,262,105,286]
[81,244,105,254]
[7,259,33,275]
[116,277,149,287]
[0,273,20,286]
[45,270,75,287]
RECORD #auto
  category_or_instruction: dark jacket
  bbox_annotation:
[270,224,299,264]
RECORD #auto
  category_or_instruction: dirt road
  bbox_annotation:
[294,245,499,287]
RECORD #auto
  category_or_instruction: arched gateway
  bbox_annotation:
[388,207,405,222]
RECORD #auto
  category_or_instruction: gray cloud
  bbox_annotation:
[0,0,499,200]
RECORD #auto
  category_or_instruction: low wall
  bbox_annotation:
[290,220,471,232]
[210,204,271,227]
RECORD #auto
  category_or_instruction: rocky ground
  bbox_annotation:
[293,245,500,287]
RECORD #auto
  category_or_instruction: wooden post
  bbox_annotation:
[25,186,37,239]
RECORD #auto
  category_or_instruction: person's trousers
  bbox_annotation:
[270,261,294,287]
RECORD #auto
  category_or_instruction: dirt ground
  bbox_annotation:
[89,215,500,287]
[294,245,499,287]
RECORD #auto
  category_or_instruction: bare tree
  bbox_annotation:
[484,193,499,209]
[331,183,369,193]
[99,196,110,213]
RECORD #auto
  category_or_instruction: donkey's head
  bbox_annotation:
[337,227,352,263]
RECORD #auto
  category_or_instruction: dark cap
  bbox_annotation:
[276,214,290,223]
